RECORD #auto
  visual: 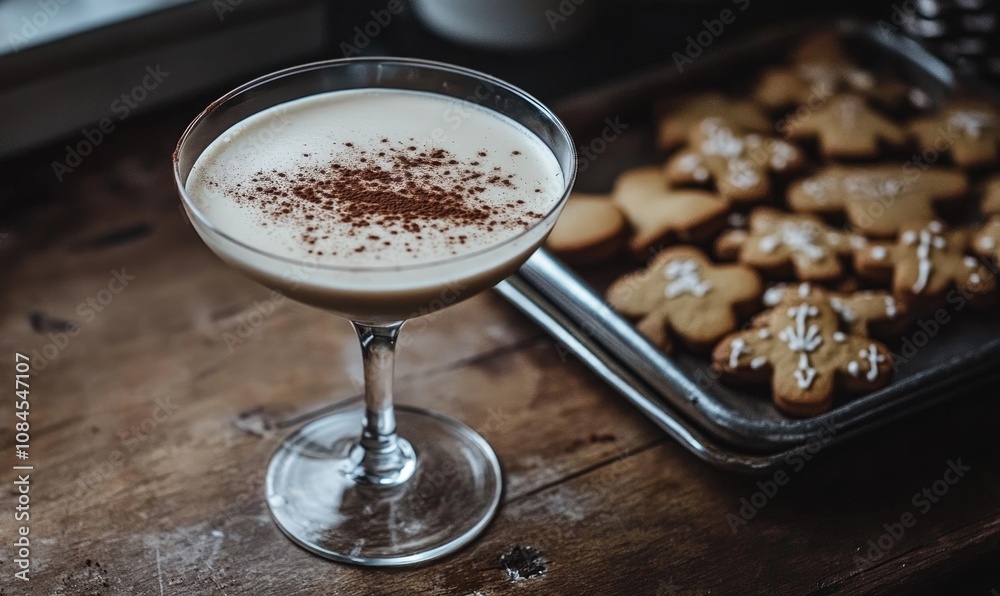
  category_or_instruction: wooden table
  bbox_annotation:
[3,110,1000,596]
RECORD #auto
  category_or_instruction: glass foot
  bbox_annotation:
[265,405,502,566]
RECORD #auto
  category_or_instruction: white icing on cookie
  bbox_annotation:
[763,286,784,306]
[779,304,823,389]
[947,110,994,140]
[757,222,827,261]
[727,158,760,189]
[870,246,888,261]
[664,259,712,298]
[750,356,768,369]
[885,296,897,318]
[700,119,744,157]
[905,225,947,294]
[964,256,978,268]
[980,235,996,251]
[847,361,859,377]
[758,328,771,339]
[729,338,749,368]
[858,344,886,381]
[833,332,846,342]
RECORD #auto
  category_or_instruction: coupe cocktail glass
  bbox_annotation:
[173,58,576,566]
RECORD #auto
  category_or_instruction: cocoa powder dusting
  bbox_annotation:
[222,143,537,256]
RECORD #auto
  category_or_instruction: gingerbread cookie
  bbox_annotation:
[782,94,908,159]
[762,282,907,338]
[611,167,729,257]
[606,246,763,352]
[973,217,1000,263]
[855,220,996,307]
[787,165,968,238]
[715,207,859,281]
[755,65,909,112]
[546,193,625,264]
[654,92,771,152]
[663,119,806,203]
[909,99,1000,168]
[712,294,894,417]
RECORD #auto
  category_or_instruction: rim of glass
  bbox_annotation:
[172,56,577,273]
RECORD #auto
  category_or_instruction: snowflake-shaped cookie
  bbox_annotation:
[606,246,763,352]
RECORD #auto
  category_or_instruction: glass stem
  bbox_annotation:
[349,320,415,486]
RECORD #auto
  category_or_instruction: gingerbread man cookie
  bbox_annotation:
[762,282,907,338]
[787,165,968,238]
[973,217,1000,264]
[713,293,894,417]
[611,167,730,257]
[663,119,806,203]
[909,99,1000,168]
[715,207,860,281]
[654,92,771,152]
[606,246,763,352]
[855,220,996,307]
[782,94,908,159]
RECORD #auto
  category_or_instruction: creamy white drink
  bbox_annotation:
[184,89,565,321]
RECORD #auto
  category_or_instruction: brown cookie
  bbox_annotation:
[973,217,1000,263]
[787,165,968,238]
[790,30,852,64]
[546,193,625,264]
[663,118,806,203]
[712,293,894,417]
[855,220,997,308]
[755,64,909,112]
[761,282,908,338]
[979,173,1000,217]
[606,246,763,352]
[611,167,730,258]
[715,207,860,281]
[654,92,772,152]
[909,99,1000,168]
[783,94,908,159]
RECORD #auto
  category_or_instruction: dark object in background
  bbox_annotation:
[0,0,325,160]
[896,0,1000,80]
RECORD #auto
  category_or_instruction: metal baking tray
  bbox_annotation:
[499,19,1000,467]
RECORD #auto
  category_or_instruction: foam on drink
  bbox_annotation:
[183,89,567,320]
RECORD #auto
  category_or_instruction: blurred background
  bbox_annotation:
[0,0,993,215]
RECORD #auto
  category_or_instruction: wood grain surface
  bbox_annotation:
[2,114,999,596]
